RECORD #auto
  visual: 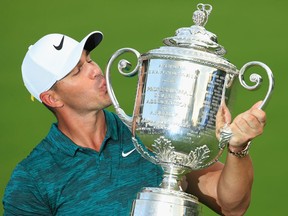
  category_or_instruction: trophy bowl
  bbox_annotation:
[105,3,274,216]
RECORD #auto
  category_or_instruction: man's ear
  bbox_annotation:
[40,90,63,108]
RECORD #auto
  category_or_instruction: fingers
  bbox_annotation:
[245,101,266,125]
[221,101,232,123]
[228,102,266,147]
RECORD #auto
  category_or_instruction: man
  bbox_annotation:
[3,31,266,215]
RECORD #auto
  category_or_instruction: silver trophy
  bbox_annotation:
[105,3,274,216]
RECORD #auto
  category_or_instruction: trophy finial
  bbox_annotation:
[163,3,226,56]
[193,3,212,27]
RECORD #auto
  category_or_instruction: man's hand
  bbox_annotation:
[216,101,266,149]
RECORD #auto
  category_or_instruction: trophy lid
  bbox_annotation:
[163,3,226,56]
[143,3,238,74]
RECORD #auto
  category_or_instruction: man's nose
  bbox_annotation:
[90,70,105,83]
[87,65,101,80]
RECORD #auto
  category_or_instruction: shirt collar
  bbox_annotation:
[46,123,79,157]
[45,110,119,157]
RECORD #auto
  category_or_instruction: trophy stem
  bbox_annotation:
[160,172,183,191]
[159,163,191,191]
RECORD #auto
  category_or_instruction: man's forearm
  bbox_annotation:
[217,154,254,215]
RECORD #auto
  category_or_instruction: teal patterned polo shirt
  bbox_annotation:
[3,110,163,215]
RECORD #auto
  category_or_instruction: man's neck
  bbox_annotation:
[57,109,107,152]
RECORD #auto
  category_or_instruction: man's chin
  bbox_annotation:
[103,101,113,109]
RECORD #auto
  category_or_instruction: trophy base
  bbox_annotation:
[131,187,201,216]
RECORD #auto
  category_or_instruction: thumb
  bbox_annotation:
[250,100,263,110]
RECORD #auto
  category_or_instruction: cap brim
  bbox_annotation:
[83,31,103,52]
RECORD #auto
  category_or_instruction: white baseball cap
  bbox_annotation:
[21,31,103,102]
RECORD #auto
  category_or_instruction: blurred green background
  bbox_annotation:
[0,0,286,215]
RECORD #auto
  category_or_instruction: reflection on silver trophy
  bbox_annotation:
[106,3,274,216]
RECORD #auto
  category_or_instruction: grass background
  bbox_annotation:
[0,0,286,215]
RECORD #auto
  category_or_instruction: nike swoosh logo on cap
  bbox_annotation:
[122,148,136,157]
[53,36,64,50]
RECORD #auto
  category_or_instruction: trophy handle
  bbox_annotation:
[219,61,274,150]
[105,48,161,166]
[105,48,141,128]
[238,61,274,110]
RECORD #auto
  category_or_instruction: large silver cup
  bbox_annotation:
[105,3,274,216]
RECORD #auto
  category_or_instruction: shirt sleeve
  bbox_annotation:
[3,164,52,215]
